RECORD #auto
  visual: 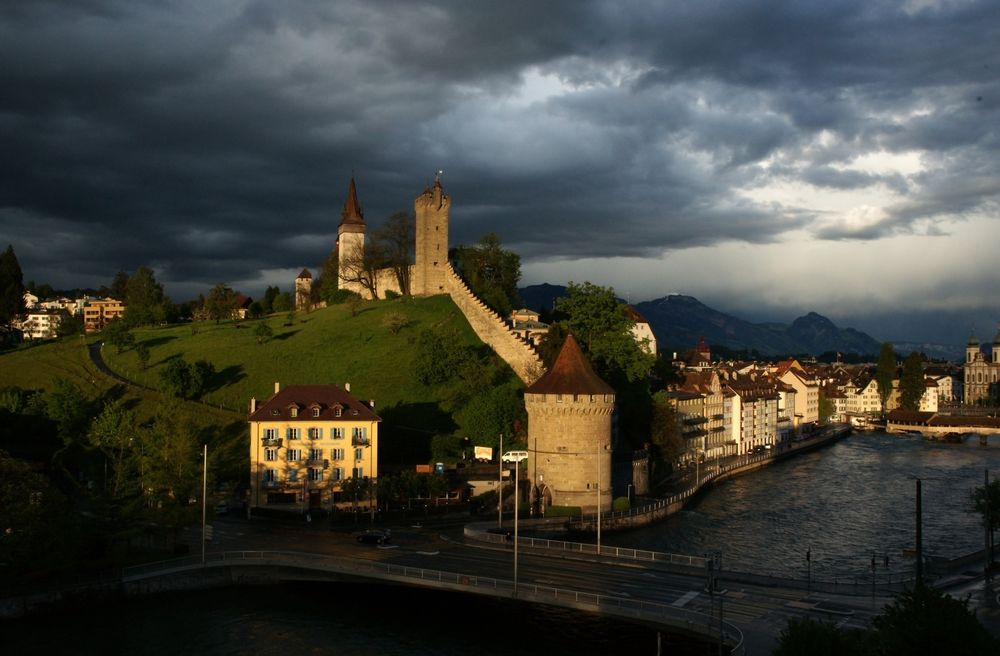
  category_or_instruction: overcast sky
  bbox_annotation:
[2,1,998,344]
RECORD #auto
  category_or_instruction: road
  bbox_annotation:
[191,513,900,654]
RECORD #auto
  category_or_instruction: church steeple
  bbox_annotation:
[339,177,365,228]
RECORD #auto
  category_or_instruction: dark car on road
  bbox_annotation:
[356,529,392,545]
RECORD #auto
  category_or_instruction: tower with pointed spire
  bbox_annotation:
[337,177,367,295]
[525,335,615,515]
[412,172,450,297]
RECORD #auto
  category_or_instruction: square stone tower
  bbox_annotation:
[412,174,450,297]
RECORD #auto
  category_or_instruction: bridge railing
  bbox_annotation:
[121,550,743,655]
[473,532,708,568]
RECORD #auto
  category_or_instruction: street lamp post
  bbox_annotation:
[514,457,519,597]
[201,444,207,566]
[498,432,503,529]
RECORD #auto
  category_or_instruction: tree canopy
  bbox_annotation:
[874,342,897,416]
[0,244,26,327]
[551,281,655,384]
[898,351,925,411]
[124,265,168,327]
[452,233,521,316]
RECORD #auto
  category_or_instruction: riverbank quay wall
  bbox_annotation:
[560,425,854,534]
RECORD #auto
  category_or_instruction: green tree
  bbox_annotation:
[818,389,835,424]
[874,342,897,417]
[271,291,293,313]
[452,233,521,316]
[109,270,130,300]
[159,358,192,399]
[262,286,280,314]
[189,359,216,399]
[88,401,139,502]
[339,476,370,511]
[554,281,655,384]
[773,617,872,656]
[870,584,999,655]
[57,314,84,338]
[124,265,167,327]
[456,385,524,447]
[971,475,1000,567]
[382,311,409,335]
[649,391,684,474]
[0,244,26,328]
[103,318,134,354]
[45,378,91,445]
[140,405,205,525]
[0,449,68,571]
[204,283,238,324]
[247,301,264,319]
[254,321,273,344]
[135,342,151,370]
[898,351,925,411]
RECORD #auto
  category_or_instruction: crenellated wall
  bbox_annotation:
[442,263,544,386]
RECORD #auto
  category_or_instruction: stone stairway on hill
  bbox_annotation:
[442,263,544,386]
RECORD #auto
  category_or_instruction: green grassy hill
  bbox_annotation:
[101,295,487,408]
[1,295,524,466]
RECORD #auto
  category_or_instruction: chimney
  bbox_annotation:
[345,382,350,393]
[274,381,280,394]
[250,397,257,413]
[369,399,375,409]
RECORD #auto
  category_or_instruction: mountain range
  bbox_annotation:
[519,284,882,357]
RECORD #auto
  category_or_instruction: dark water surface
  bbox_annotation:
[607,432,1000,581]
[4,582,715,655]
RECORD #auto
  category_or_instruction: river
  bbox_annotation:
[3,582,718,655]
[606,431,1000,581]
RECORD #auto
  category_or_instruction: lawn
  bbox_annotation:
[100,294,495,413]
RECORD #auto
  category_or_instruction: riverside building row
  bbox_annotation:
[663,343,950,464]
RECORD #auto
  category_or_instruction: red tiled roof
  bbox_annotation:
[249,384,380,422]
[526,334,615,395]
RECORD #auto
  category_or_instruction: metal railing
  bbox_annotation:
[120,550,743,654]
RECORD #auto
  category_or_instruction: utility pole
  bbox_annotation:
[514,457,519,597]
[986,469,991,581]
[498,432,503,529]
[201,444,207,566]
[916,478,923,586]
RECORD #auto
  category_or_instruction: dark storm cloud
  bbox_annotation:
[1,0,998,300]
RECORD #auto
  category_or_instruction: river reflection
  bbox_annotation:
[608,432,1000,581]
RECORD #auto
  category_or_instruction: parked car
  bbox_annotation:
[356,529,392,545]
[501,450,528,463]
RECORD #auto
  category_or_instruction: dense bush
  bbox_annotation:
[612,496,630,512]
[544,505,581,518]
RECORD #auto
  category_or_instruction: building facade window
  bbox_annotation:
[352,466,364,479]
[331,448,345,460]
[286,428,301,440]
[287,469,298,482]
[354,447,364,461]
[332,467,343,482]
[308,427,322,439]
[265,448,277,461]
[287,449,301,461]
[308,468,324,482]
[309,448,323,460]
[290,407,298,418]
[331,427,344,439]
[312,407,320,418]
[263,469,276,482]
[263,428,278,440]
